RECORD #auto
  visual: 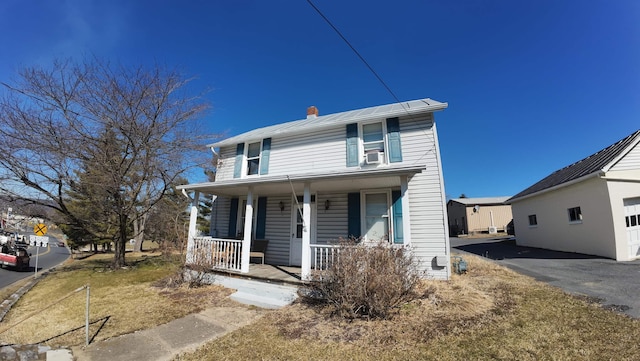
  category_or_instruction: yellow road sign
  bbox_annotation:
[34,223,48,236]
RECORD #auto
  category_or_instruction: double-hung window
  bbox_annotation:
[246,142,261,176]
[346,118,402,167]
[362,122,385,162]
[233,138,271,178]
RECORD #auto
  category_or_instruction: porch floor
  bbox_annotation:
[211,264,304,286]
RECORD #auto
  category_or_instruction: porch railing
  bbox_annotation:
[190,237,243,272]
[310,244,340,272]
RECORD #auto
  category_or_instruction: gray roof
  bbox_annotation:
[509,129,640,202]
[209,98,447,148]
[448,197,511,206]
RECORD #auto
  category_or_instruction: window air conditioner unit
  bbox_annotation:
[365,151,381,164]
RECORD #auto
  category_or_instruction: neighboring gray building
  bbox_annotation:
[508,130,640,261]
[178,99,452,279]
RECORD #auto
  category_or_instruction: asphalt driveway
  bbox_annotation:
[451,236,640,319]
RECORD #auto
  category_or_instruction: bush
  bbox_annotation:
[305,239,422,319]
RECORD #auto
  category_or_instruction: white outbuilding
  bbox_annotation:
[508,130,640,261]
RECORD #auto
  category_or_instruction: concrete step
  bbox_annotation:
[212,276,298,309]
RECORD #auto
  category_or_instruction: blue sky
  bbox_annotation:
[0,0,638,199]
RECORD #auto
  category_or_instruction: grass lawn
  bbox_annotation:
[0,252,239,348]
[175,256,640,361]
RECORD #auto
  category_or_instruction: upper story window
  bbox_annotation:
[568,206,582,223]
[246,142,261,175]
[362,122,385,163]
[346,118,402,167]
[233,138,271,179]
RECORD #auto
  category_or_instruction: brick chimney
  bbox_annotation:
[307,106,319,119]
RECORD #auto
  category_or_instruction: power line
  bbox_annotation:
[305,0,406,108]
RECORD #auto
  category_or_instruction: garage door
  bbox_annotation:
[624,198,640,258]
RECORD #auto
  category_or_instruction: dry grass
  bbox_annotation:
[176,255,640,361]
[0,278,32,305]
[0,252,235,348]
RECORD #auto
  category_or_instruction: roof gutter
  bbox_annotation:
[508,171,605,204]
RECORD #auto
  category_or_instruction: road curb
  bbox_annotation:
[0,268,54,322]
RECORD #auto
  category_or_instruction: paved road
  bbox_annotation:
[0,234,70,289]
[451,236,640,319]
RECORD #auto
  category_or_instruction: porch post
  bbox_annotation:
[301,183,311,280]
[186,191,200,264]
[400,176,412,246]
[241,187,253,273]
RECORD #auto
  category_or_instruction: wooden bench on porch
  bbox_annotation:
[250,239,269,264]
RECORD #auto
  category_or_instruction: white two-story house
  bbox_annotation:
[178,98,451,280]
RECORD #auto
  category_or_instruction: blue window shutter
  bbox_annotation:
[233,143,244,178]
[259,138,271,175]
[228,198,239,237]
[346,123,359,167]
[386,117,403,163]
[347,192,361,239]
[392,190,404,244]
[255,197,267,239]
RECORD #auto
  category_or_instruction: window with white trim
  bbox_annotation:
[568,207,582,223]
[528,214,537,226]
[361,122,386,164]
[246,141,261,176]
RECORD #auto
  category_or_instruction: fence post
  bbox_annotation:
[86,285,90,346]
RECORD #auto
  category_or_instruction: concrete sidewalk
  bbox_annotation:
[71,306,264,361]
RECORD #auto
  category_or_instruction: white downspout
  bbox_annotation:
[241,187,253,273]
[301,183,311,280]
[185,190,200,264]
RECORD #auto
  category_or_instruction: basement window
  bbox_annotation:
[568,207,582,223]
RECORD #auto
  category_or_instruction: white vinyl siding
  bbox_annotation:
[215,114,436,181]
[215,147,237,181]
[610,142,640,171]
[262,196,291,265]
[315,193,349,245]
[210,196,231,238]
[404,118,448,279]
[408,169,448,279]
[397,114,435,163]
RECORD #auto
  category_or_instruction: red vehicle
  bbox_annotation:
[0,245,30,271]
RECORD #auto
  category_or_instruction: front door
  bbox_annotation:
[624,198,640,258]
[289,195,316,266]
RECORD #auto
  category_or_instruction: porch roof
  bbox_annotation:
[177,164,425,196]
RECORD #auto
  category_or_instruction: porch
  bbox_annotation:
[187,236,339,281]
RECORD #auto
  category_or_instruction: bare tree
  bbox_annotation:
[0,58,212,268]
